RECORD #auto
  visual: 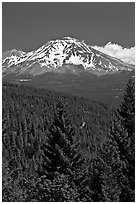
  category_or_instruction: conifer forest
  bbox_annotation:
[2,79,135,202]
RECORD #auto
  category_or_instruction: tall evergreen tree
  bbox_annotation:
[118,79,135,137]
[109,79,135,201]
[109,114,135,201]
[90,136,122,202]
[36,102,92,201]
[90,79,135,202]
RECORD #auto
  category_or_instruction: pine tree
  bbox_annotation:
[108,80,135,201]
[118,79,135,137]
[118,79,135,201]
[90,79,135,202]
[90,136,122,202]
[109,114,134,201]
[36,102,92,201]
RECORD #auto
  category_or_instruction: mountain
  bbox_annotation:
[2,37,135,107]
[2,37,134,77]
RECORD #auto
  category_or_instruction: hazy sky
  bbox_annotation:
[2,2,135,52]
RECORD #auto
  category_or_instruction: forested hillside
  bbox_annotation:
[2,80,135,201]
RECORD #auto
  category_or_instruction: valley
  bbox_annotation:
[3,69,134,107]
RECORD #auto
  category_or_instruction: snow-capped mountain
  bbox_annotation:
[2,37,134,77]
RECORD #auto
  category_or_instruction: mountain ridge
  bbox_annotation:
[2,36,134,77]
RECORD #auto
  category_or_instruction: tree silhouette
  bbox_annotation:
[36,102,92,201]
[118,79,135,137]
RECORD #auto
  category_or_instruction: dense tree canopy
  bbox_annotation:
[2,80,135,202]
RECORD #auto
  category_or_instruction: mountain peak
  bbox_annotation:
[63,36,78,41]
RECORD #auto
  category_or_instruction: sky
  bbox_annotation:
[2,2,135,53]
